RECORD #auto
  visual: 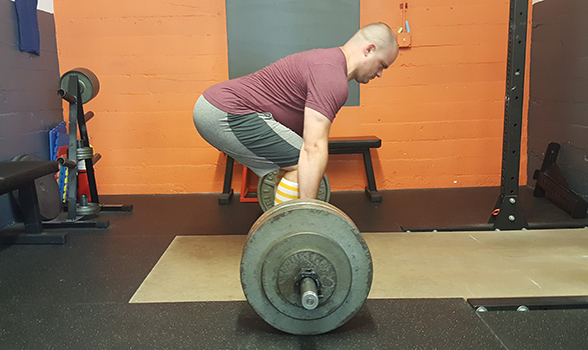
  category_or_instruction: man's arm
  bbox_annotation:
[297,107,331,199]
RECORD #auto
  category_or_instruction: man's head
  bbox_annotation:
[342,23,399,84]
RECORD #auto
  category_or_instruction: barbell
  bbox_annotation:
[240,199,372,335]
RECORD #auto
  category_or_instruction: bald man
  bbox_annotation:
[193,23,398,205]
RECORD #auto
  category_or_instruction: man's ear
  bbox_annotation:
[363,43,376,57]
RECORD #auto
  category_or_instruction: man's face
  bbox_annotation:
[356,45,398,84]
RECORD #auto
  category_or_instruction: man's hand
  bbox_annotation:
[298,107,331,199]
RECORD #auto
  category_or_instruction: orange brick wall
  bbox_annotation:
[53,0,531,194]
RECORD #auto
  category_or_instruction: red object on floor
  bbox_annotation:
[240,166,259,203]
[77,161,92,201]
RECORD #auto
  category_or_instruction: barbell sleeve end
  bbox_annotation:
[300,277,319,310]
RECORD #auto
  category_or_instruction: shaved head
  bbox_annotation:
[348,23,398,52]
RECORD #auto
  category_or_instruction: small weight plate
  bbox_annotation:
[12,154,62,221]
[240,199,372,335]
[76,202,100,216]
[59,68,100,104]
[261,232,352,320]
[76,147,94,160]
[257,171,331,212]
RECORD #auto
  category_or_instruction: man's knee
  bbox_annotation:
[282,166,298,182]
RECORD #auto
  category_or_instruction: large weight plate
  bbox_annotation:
[59,68,100,104]
[241,199,372,335]
[257,171,331,212]
[12,154,62,221]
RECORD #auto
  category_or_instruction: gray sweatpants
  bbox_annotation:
[192,95,303,177]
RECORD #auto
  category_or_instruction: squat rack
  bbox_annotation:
[438,0,588,313]
[487,0,530,230]
[405,0,588,232]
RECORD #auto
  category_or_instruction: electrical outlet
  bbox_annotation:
[398,32,412,48]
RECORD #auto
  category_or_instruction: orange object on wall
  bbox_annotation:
[53,0,531,195]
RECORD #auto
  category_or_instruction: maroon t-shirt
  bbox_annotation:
[203,48,348,136]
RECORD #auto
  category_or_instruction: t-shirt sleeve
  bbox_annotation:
[305,64,349,122]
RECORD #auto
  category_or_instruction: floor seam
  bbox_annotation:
[476,313,510,350]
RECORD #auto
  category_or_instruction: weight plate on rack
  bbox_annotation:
[59,68,100,104]
[76,202,100,216]
[76,147,94,160]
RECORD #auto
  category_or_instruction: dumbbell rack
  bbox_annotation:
[44,72,132,229]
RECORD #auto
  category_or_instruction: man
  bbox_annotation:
[193,22,398,205]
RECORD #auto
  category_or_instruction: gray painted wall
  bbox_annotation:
[528,0,588,201]
[225,0,360,106]
[0,1,62,229]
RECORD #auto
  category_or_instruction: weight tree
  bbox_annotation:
[44,68,133,229]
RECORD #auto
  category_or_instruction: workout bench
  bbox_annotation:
[218,135,383,204]
[0,160,68,244]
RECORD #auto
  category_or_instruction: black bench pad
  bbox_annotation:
[0,160,66,244]
[328,136,381,151]
[0,161,59,195]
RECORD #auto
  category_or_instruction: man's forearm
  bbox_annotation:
[297,144,328,199]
